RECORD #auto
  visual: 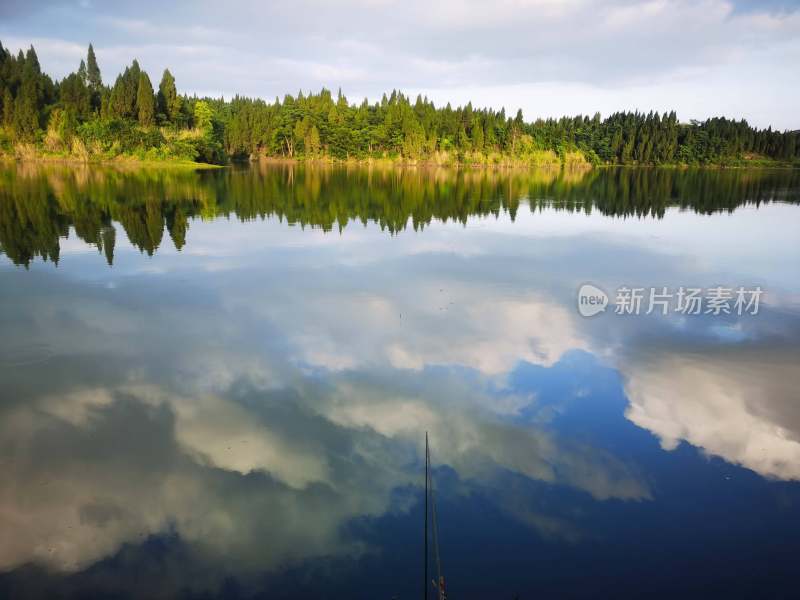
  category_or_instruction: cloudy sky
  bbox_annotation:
[1,1,799,129]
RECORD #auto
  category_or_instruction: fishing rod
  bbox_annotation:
[424,432,428,600]
[424,432,447,600]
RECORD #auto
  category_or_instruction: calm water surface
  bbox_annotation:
[1,164,799,599]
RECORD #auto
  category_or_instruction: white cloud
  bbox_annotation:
[1,0,798,127]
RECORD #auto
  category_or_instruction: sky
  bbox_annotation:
[1,0,799,129]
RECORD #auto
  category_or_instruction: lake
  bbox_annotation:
[1,163,799,599]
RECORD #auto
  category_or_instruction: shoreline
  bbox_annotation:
[246,156,800,171]
[0,155,224,169]
[3,154,797,171]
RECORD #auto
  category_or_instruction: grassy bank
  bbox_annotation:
[250,148,592,169]
[251,150,797,170]
[0,153,223,169]
[3,128,795,170]
[0,121,224,167]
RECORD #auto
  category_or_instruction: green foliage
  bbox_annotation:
[76,118,165,155]
[13,92,40,142]
[109,60,141,120]
[306,124,321,157]
[136,72,155,126]
[2,88,13,128]
[193,100,213,132]
[59,71,91,118]
[0,125,12,154]
[188,134,224,165]
[44,107,78,151]
[158,69,180,124]
[1,38,798,168]
[86,43,102,111]
[86,44,101,91]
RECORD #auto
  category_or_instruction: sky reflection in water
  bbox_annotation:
[1,164,799,599]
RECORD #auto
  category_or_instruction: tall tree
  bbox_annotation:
[60,72,90,118]
[136,71,155,126]
[77,59,87,84]
[86,43,102,112]
[157,69,179,123]
[108,73,127,118]
[25,45,41,77]
[86,44,101,91]
[127,59,141,117]
[13,48,44,139]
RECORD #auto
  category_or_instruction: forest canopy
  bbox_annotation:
[0,40,798,166]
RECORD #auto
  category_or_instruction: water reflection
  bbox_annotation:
[1,163,799,266]
[623,343,800,480]
[0,272,649,576]
[1,163,799,598]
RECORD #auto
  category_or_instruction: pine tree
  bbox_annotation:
[127,60,141,117]
[60,72,90,118]
[87,44,101,91]
[158,69,179,123]
[136,71,155,126]
[109,73,127,118]
[25,46,41,76]
[86,43,102,112]
[13,49,43,140]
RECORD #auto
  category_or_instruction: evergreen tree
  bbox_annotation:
[86,43,102,111]
[108,73,127,118]
[60,72,90,118]
[13,48,44,140]
[158,69,179,123]
[25,45,41,77]
[107,61,142,119]
[136,71,155,126]
[127,60,141,116]
[1,37,798,166]
[87,44,101,91]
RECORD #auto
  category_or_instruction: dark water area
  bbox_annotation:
[1,163,799,599]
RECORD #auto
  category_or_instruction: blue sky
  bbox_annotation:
[2,0,799,129]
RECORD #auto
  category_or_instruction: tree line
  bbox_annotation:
[1,40,798,166]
